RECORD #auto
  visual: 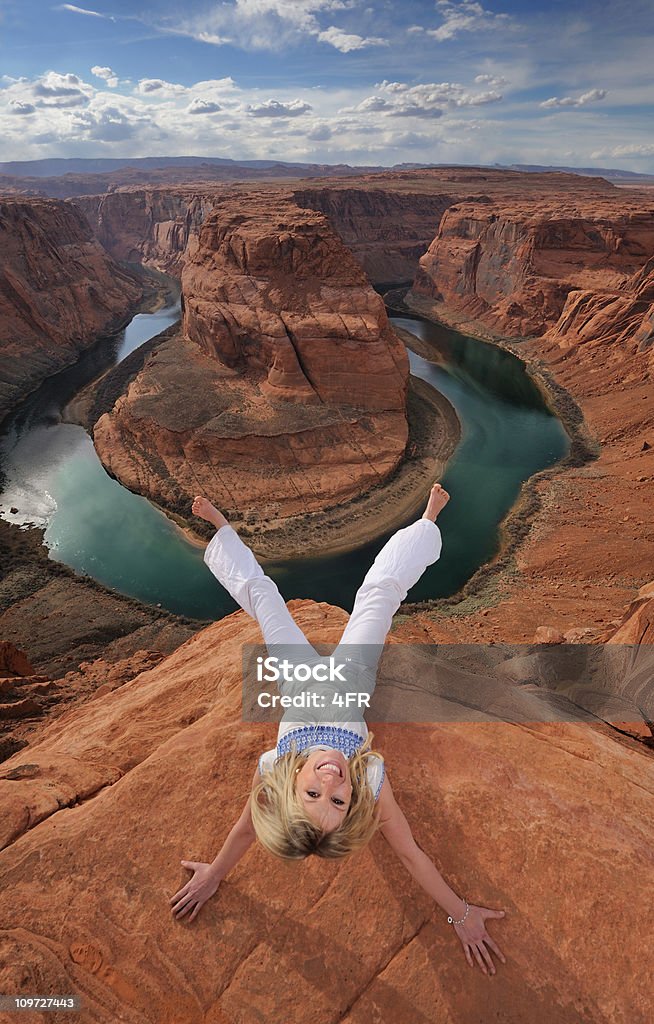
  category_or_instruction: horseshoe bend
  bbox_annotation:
[85,192,459,558]
[0,166,653,649]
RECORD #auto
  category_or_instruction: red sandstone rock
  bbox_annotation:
[92,197,411,527]
[0,600,651,1022]
[74,181,457,285]
[549,255,654,373]
[182,198,408,407]
[72,170,620,296]
[412,195,654,337]
[292,186,454,283]
[533,625,565,643]
[74,188,218,273]
[598,581,654,644]
[0,197,142,423]
[390,179,654,650]
[0,643,34,678]
[0,696,41,720]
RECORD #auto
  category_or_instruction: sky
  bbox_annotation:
[1,0,653,170]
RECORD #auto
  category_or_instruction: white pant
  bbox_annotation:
[203,518,443,688]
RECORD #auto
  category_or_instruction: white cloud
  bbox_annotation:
[91,66,119,88]
[540,88,607,109]
[136,78,187,96]
[32,71,93,108]
[306,122,332,140]
[56,4,115,21]
[351,79,503,119]
[187,98,222,115]
[0,57,649,174]
[142,0,374,53]
[591,142,654,159]
[9,101,36,115]
[246,98,312,117]
[317,26,387,52]
[71,105,149,142]
[427,1,511,43]
[474,73,507,88]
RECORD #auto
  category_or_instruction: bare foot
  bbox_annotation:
[422,482,450,522]
[192,495,229,530]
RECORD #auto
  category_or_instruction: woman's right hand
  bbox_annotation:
[169,860,221,922]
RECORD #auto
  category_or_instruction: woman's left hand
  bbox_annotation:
[452,904,507,975]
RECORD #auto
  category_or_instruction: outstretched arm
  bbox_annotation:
[207,779,257,881]
[170,767,259,922]
[376,775,507,975]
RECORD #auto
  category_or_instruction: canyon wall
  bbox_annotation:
[548,254,654,365]
[91,197,413,535]
[0,197,142,424]
[410,196,654,337]
[0,599,652,1022]
[292,187,455,284]
[72,188,219,273]
[72,171,628,298]
[74,182,457,285]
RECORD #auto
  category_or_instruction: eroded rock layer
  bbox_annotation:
[92,198,412,531]
[73,188,219,273]
[0,197,142,423]
[72,169,620,289]
[411,195,654,337]
[74,181,457,284]
[549,254,654,363]
[0,600,652,1023]
[292,187,455,283]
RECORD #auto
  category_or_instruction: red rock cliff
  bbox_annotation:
[292,187,455,284]
[397,193,653,651]
[411,195,654,337]
[75,182,455,286]
[73,187,219,273]
[0,197,142,423]
[182,197,408,407]
[548,253,654,367]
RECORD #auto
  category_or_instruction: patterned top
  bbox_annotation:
[258,723,385,802]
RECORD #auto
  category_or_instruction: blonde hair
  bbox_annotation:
[250,732,383,860]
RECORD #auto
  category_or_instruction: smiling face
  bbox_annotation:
[295,749,353,833]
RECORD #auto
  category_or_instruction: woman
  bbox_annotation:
[170,484,507,977]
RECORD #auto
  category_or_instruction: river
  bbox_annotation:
[0,298,569,619]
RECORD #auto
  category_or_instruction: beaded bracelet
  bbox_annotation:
[448,899,469,925]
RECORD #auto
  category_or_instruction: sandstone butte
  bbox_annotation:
[0,196,143,425]
[89,194,430,549]
[0,598,653,1024]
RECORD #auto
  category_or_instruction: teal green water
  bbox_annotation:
[0,305,569,619]
[391,316,569,600]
